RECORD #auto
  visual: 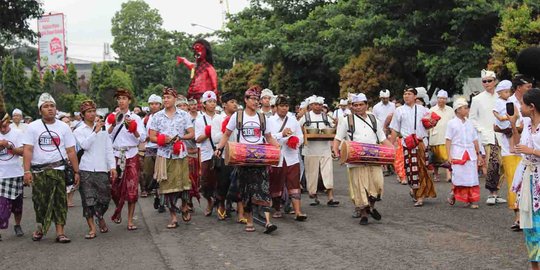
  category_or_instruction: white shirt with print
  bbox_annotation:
[22,119,76,167]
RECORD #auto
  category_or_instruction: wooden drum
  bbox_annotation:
[225,142,280,166]
[340,141,395,165]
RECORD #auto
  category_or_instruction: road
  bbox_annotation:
[0,161,528,270]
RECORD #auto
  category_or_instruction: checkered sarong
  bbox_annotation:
[0,176,24,200]
[404,146,429,189]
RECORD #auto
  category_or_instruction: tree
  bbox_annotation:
[88,63,102,99]
[339,48,404,101]
[489,4,540,78]
[27,66,41,115]
[97,69,135,110]
[222,61,267,99]
[0,0,43,56]
[67,62,79,94]
[1,57,34,115]
[42,69,54,93]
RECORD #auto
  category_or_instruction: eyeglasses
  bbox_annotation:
[482,79,494,83]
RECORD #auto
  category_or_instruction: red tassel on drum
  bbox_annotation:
[157,133,166,146]
[128,120,137,133]
[222,115,231,133]
[173,141,185,155]
[106,113,116,125]
[287,136,300,149]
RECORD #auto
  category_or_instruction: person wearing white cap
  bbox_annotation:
[9,108,28,133]
[469,69,506,205]
[22,93,80,243]
[259,88,275,118]
[333,99,351,121]
[372,89,396,131]
[428,89,455,182]
[389,87,436,207]
[333,93,392,225]
[195,91,224,219]
[299,95,339,206]
[445,97,483,209]
[141,94,162,198]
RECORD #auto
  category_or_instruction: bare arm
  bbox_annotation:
[23,145,33,185]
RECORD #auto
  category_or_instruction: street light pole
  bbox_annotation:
[190,23,217,32]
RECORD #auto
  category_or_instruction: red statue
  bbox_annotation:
[177,39,219,104]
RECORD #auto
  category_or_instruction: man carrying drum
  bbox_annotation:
[333,93,393,225]
[214,86,281,234]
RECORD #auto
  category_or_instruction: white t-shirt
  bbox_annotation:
[22,119,76,166]
[493,97,511,129]
[226,111,270,145]
[195,112,224,162]
[372,101,396,123]
[0,128,24,178]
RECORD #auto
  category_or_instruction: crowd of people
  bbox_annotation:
[1,68,540,267]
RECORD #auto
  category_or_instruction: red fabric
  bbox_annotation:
[111,155,140,222]
[452,151,471,165]
[106,113,116,125]
[188,155,201,201]
[127,120,137,133]
[173,141,185,155]
[404,134,420,150]
[287,136,300,149]
[205,125,211,138]
[453,185,480,203]
[222,115,231,133]
[143,115,149,126]
[157,133,166,146]
[422,112,441,129]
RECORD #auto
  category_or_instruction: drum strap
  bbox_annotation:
[278,116,288,133]
[236,109,266,143]
[356,114,380,144]
[202,115,216,151]
[305,111,330,129]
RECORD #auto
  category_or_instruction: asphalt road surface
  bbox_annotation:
[1,162,528,270]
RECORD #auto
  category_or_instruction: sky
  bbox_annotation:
[33,0,250,62]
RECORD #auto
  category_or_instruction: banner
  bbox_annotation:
[38,13,66,72]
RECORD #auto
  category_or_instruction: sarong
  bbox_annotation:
[269,161,301,199]
[200,160,217,200]
[347,165,384,208]
[394,138,406,181]
[485,144,503,192]
[238,166,271,212]
[304,155,333,195]
[111,155,139,221]
[156,157,190,211]
[404,142,436,199]
[0,191,23,229]
[32,169,67,234]
[188,153,201,202]
[502,155,522,209]
[453,185,480,203]
[430,145,448,166]
[79,171,111,219]
[141,148,157,192]
[217,164,234,202]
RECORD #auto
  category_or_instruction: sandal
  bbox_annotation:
[167,222,179,229]
[309,198,320,206]
[414,201,424,207]
[369,209,382,221]
[447,196,456,206]
[327,199,340,207]
[409,190,418,202]
[263,223,278,234]
[272,211,283,218]
[470,204,479,209]
[217,208,227,221]
[244,225,255,232]
[182,210,192,223]
[84,232,97,240]
[55,234,71,243]
[32,230,44,241]
[295,214,307,221]
[112,217,122,224]
[127,225,138,231]
[237,218,248,224]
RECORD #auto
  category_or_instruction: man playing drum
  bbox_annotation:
[333,93,393,225]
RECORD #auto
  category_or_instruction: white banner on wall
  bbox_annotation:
[38,13,66,72]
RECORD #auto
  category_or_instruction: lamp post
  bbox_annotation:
[190,23,217,32]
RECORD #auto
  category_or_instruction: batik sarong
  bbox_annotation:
[111,155,139,221]
[187,152,201,202]
[79,171,111,219]
[238,166,271,212]
[32,169,67,234]
[485,144,503,192]
[0,177,23,229]
[404,142,436,199]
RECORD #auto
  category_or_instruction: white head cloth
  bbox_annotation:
[379,89,390,98]
[201,91,217,103]
[38,93,56,109]
[148,94,162,104]
[350,93,367,103]
[437,90,448,98]
[481,69,496,79]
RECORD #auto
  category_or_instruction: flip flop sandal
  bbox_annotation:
[414,201,424,207]
[369,209,382,221]
[112,217,122,224]
[182,211,192,222]
[217,208,227,221]
[409,190,418,202]
[237,218,248,224]
[244,225,255,232]
[127,225,138,231]
[55,234,71,243]
[295,214,307,222]
[272,212,283,218]
[327,200,340,207]
[447,196,456,206]
[99,226,109,233]
[470,204,479,209]
[309,199,320,206]
[166,222,179,229]
[204,207,213,217]
[84,232,97,240]
[32,231,44,241]
[263,223,278,234]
